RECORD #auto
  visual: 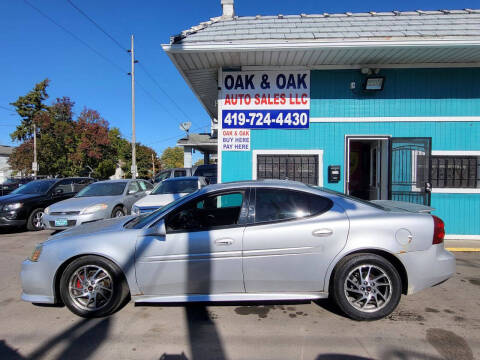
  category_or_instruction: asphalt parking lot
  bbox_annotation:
[0,228,479,360]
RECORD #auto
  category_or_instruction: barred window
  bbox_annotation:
[431,156,480,188]
[257,155,318,185]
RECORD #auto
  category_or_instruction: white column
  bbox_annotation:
[184,146,192,168]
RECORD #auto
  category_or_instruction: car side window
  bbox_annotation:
[73,178,91,192]
[254,189,332,223]
[138,181,147,191]
[144,181,153,190]
[52,179,74,194]
[166,192,244,233]
[174,170,187,177]
[156,171,170,182]
[127,181,140,194]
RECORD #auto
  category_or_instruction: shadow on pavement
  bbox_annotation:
[0,318,111,360]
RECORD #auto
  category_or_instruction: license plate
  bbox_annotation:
[55,218,68,227]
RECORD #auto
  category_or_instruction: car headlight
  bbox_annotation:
[3,202,23,211]
[132,205,140,215]
[29,244,43,262]
[81,204,108,214]
[44,206,50,215]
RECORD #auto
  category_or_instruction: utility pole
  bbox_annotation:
[128,34,137,179]
[33,123,37,179]
[152,153,155,180]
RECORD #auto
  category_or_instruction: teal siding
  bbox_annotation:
[310,68,480,117]
[431,194,480,235]
[220,68,480,235]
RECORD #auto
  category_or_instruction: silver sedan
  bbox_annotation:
[42,179,151,230]
[22,180,455,320]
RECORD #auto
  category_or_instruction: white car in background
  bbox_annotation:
[132,176,207,215]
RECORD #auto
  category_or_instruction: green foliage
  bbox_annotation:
[10,79,50,141]
[160,147,184,169]
[8,80,159,179]
[194,159,204,166]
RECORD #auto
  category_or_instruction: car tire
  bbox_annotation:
[332,253,402,321]
[111,206,125,218]
[60,255,129,318]
[27,208,44,231]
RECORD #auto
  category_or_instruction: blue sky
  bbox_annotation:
[0,0,477,156]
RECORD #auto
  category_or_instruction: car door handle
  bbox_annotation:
[215,238,234,246]
[312,228,333,237]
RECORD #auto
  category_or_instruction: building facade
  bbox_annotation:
[163,5,480,239]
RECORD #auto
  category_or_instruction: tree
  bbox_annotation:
[160,147,184,169]
[10,79,49,141]
[194,159,204,166]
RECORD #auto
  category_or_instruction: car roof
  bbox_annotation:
[200,179,310,193]
[163,176,204,182]
[94,179,129,184]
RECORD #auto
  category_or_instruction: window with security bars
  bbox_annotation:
[431,156,480,188]
[256,155,318,185]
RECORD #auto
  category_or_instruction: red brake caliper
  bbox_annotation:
[76,275,83,289]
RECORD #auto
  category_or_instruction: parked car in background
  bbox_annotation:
[132,176,207,215]
[43,179,152,230]
[0,177,34,196]
[21,180,454,319]
[192,164,217,184]
[0,177,94,231]
[153,168,192,183]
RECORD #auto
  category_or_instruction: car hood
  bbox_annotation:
[0,193,43,203]
[48,196,121,212]
[134,193,188,207]
[45,215,134,244]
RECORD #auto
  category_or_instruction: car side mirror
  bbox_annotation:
[128,189,136,195]
[144,219,166,237]
[145,190,152,195]
[55,188,64,195]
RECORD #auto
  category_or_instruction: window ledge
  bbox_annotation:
[432,188,480,194]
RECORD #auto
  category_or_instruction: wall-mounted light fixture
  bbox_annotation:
[363,76,385,91]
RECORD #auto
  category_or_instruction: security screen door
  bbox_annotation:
[389,137,432,206]
[256,155,318,185]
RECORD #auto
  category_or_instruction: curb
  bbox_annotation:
[446,248,480,252]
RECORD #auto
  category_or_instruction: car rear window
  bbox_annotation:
[254,189,332,223]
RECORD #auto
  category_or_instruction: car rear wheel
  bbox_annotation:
[27,208,44,231]
[111,206,125,218]
[332,254,402,321]
[60,255,129,318]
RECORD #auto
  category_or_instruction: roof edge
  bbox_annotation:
[162,38,480,53]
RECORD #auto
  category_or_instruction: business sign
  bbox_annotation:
[220,129,250,151]
[220,71,310,130]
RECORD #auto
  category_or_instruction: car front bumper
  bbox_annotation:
[43,211,107,230]
[0,213,26,227]
[398,243,456,295]
[21,259,56,304]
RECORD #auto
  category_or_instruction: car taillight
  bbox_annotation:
[432,215,445,245]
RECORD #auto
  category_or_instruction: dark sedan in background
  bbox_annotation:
[0,177,94,231]
[0,177,34,196]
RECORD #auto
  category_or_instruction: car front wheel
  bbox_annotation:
[27,208,44,231]
[60,255,129,318]
[332,254,402,321]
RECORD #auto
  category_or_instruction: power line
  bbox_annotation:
[66,0,127,52]
[0,105,15,112]
[23,0,126,74]
[65,0,203,127]
[145,124,210,146]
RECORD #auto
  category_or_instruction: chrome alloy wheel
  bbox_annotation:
[114,210,124,217]
[33,211,44,229]
[344,264,393,313]
[68,265,113,311]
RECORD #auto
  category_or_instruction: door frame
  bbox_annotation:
[344,135,391,196]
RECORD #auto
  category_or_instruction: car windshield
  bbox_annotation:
[124,192,198,229]
[76,182,126,197]
[10,179,56,195]
[193,167,216,177]
[1,178,16,185]
[151,179,198,195]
